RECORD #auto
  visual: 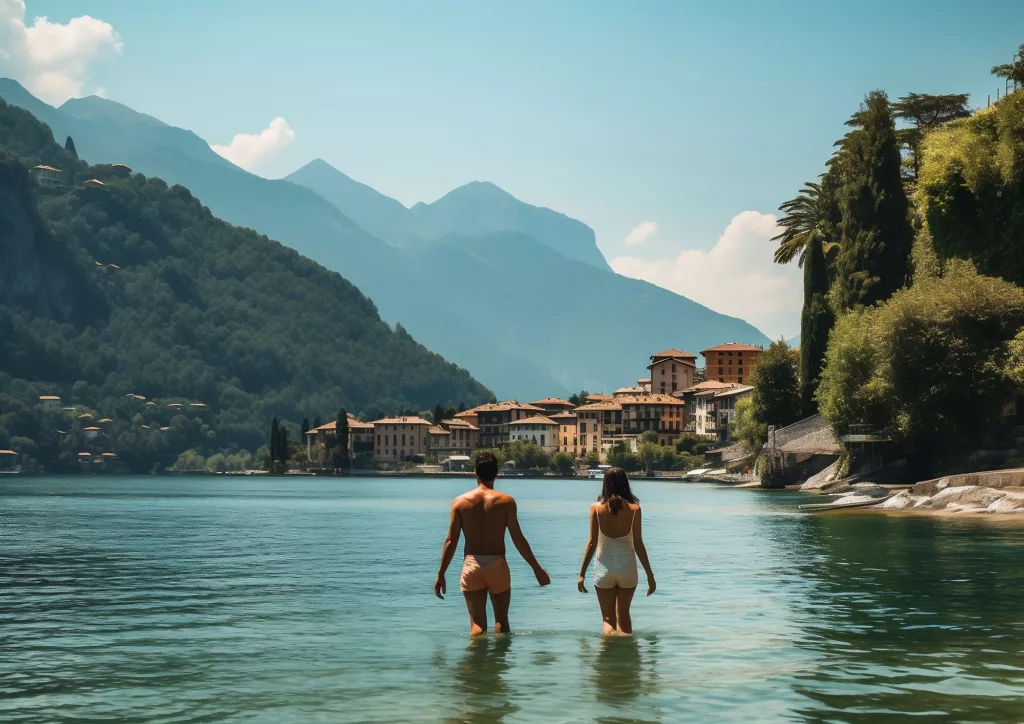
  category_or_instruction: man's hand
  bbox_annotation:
[434,574,446,599]
[647,577,657,597]
[577,575,588,594]
[535,567,551,587]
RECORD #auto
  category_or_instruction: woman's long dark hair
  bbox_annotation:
[599,467,639,514]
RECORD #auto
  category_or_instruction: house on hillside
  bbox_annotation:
[701,343,763,385]
[647,349,698,395]
[0,449,18,472]
[306,415,374,459]
[372,416,432,463]
[474,401,546,448]
[38,395,61,409]
[30,165,62,188]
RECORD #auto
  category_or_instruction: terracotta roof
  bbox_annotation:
[472,401,545,413]
[617,394,685,406]
[700,343,764,354]
[428,426,452,436]
[454,410,478,419]
[313,416,373,431]
[78,452,91,457]
[528,397,574,408]
[548,412,578,422]
[0,449,16,455]
[160,427,170,431]
[575,401,623,412]
[304,429,319,435]
[714,385,755,398]
[39,395,61,401]
[440,418,479,431]
[111,163,132,170]
[167,403,182,408]
[650,349,698,360]
[98,418,113,423]
[371,416,433,425]
[32,165,61,172]
[613,385,647,396]
[84,179,105,186]
[83,426,101,431]
[508,415,558,427]
[78,413,93,419]
[676,380,738,395]
[101,452,117,457]
[586,394,613,403]
[638,378,651,384]
[190,403,207,407]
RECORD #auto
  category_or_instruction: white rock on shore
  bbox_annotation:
[986,492,1024,514]
[879,490,926,509]
[913,485,1014,512]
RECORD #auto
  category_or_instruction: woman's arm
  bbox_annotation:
[577,505,599,593]
[632,507,656,596]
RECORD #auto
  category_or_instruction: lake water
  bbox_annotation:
[2,476,1024,723]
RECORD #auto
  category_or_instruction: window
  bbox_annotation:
[581,435,588,446]
[377,434,381,445]
[738,367,743,375]
[672,363,676,372]
[738,377,743,384]
[661,368,665,375]
[718,367,723,375]
[540,435,545,446]
[384,434,389,446]
[401,434,406,446]
[580,422,587,433]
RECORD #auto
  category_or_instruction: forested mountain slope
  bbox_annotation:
[0,98,492,472]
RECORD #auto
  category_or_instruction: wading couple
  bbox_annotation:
[434,452,656,636]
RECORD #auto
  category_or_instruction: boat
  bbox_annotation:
[587,465,611,479]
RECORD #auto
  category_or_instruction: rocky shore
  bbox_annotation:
[800,466,1024,516]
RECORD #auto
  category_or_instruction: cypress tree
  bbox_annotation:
[301,417,310,440]
[65,136,78,159]
[831,91,913,311]
[799,233,834,416]
[313,416,322,430]
[270,417,279,464]
[335,408,350,469]
[278,425,290,462]
[458,401,466,413]
[434,403,444,424]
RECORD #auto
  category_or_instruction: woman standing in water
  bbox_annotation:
[577,467,656,634]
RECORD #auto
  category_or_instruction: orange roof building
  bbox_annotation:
[700,343,763,385]
[648,349,698,396]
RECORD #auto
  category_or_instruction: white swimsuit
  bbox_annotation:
[593,507,639,589]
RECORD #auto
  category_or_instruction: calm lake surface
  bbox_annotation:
[2,476,1024,723]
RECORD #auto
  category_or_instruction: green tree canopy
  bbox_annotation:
[800,232,834,416]
[750,339,801,433]
[991,44,1024,88]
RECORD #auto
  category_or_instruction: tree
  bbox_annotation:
[893,93,970,179]
[434,403,444,424]
[64,136,77,159]
[270,417,279,464]
[800,232,834,416]
[277,424,290,463]
[301,416,310,440]
[584,450,601,467]
[550,451,575,475]
[637,436,659,475]
[831,91,914,311]
[333,408,350,469]
[170,449,205,472]
[607,441,640,471]
[313,416,322,429]
[569,390,591,407]
[458,401,467,413]
[750,339,801,432]
[991,44,1024,89]
[818,260,1024,477]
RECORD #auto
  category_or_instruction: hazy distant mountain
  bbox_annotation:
[286,158,427,246]
[0,80,772,398]
[288,159,611,271]
[787,333,800,347]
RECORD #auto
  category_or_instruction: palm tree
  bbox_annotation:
[992,44,1024,91]
[772,182,822,265]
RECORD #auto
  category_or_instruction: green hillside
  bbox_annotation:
[0,98,492,472]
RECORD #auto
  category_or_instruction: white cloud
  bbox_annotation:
[211,117,296,171]
[610,211,802,339]
[0,0,122,104]
[625,220,658,246]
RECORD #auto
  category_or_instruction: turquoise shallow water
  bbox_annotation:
[2,476,1024,723]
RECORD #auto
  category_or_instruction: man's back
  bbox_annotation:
[455,487,514,556]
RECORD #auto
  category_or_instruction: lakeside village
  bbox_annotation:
[0,345,768,479]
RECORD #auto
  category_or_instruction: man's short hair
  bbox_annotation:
[475,452,498,482]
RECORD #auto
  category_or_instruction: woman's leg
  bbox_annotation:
[615,586,637,634]
[595,586,618,635]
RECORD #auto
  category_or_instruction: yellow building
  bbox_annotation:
[508,415,559,451]
[372,416,433,462]
[574,400,623,459]
[700,343,763,385]
[619,394,687,446]
[528,397,576,415]
[647,349,697,395]
[550,412,578,457]
[439,418,479,453]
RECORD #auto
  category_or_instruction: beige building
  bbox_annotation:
[528,397,576,415]
[508,415,559,451]
[701,343,763,385]
[619,394,687,446]
[675,380,738,432]
[474,401,546,447]
[30,165,62,188]
[712,385,754,441]
[306,415,375,459]
[427,426,452,458]
[550,412,578,457]
[575,400,623,459]
[373,416,433,462]
[648,349,697,395]
[439,418,479,453]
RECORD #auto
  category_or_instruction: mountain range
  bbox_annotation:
[0,78,771,398]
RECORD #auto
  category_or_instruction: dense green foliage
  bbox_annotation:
[749,340,801,433]
[733,396,766,456]
[818,261,1024,475]
[918,91,1024,286]
[0,98,491,472]
[800,233,834,415]
[893,93,970,179]
[831,91,914,310]
[991,44,1024,88]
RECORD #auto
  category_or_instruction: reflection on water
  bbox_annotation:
[444,636,517,724]
[2,476,1024,722]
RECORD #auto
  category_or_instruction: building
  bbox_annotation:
[427,426,453,458]
[675,380,738,431]
[454,406,482,428]
[439,418,478,453]
[508,415,559,451]
[30,165,62,188]
[613,385,648,398]
[575,400,623,459]
[528,397,576,415]
[0,449,18,471]
[550,412,578,457]
[712,385,754,441]
[38,395,61,409]
[647,349,698,395]
[619,394,687,446]
[306,415,375,459]
[586,393,614,404]
[373,416,432,462]
[474,401,546,447]
[82,426,101,440]
[700,343,764,385]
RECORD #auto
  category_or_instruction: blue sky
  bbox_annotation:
[4,1,1023,337]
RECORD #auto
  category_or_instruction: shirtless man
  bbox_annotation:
[434,452,550,635]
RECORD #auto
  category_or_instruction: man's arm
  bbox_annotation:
[507,499,550,586]
[435,502,462,599]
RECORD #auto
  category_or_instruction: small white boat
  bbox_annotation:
[587,465,611,479]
